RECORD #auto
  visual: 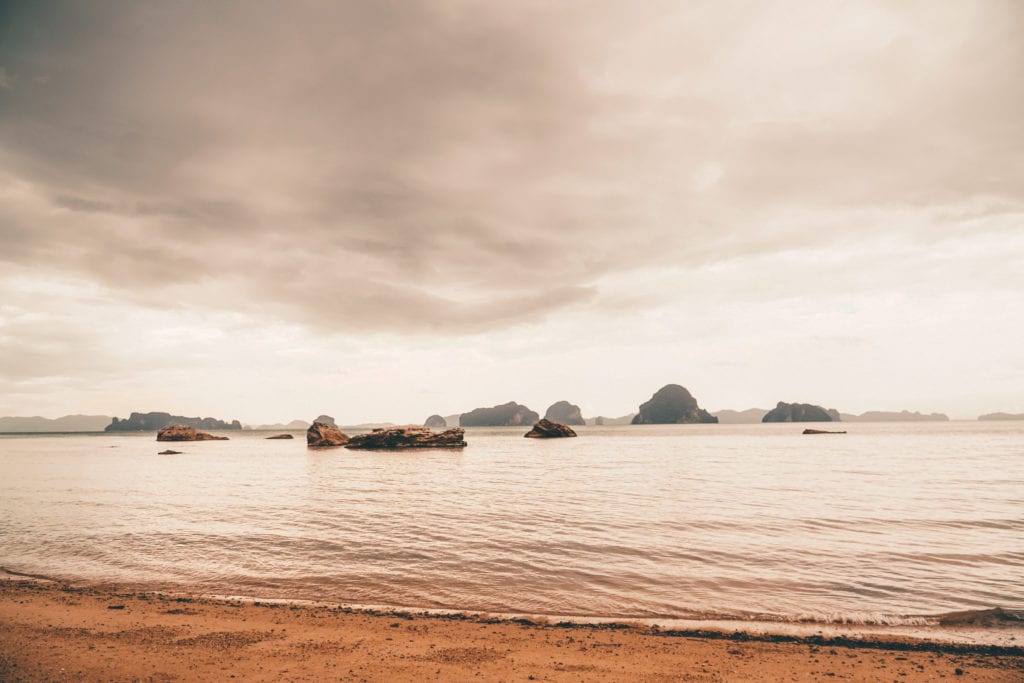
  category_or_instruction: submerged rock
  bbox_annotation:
[543,401,585,426]
[763,402,838,423]
[266,433,294,439]
[631,384,718,424]
[459,401,539,427]
[802,428,846,434]
[345,426,467,450]
[424,414,448,429]
[306,421,349,447]
[157,449,183,454]
[156,424,229,442]
[524,419,577,438]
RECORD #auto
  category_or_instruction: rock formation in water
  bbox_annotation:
[762,402,838,423]
[631,385,718,424]
[524,419,577,438]
[593,416,605,426]
[312,414,337,426]
[978,412,1024,421]
[802,428,846,434]
[107,412,241,432]
[306,421,349,447]
[157,449,183,454]
[459,402,539,427]
[543,401,585,426]
[345,426,467,449]
[839,410,949,422]
[266,434,294,439]
[156,424,229,441]
[424,414,448,428]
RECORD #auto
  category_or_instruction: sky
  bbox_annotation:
[1,0,1022,424]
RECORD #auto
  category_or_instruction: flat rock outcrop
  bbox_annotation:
[460,402,539,427]
[157,449,183,454]
[631,385,718,424]
[524,419,577,438]
[266,434,294,439]
[424,414,448,428]
[345,426,467,449]
[107,412,241,432]
[306,421,349,447]
[543,401,585,426]
[156,424,229,441]
[763,402,838,423]
[803,428,846,434]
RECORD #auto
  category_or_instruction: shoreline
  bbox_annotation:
[2,578,1022,681]
[4,567,1022,650]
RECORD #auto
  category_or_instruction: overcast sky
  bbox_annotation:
[1,1,1022,424]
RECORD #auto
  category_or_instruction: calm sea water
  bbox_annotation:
[1,422,1022,629]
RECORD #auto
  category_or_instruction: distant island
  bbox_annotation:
[631,385,718,424]
[105,412,242,432]
[841,411,948,422]
[460,402,539,427]
[715,408,949,423]
[0,415,112,432]
[978,412,1024,421]
[713,408,769,424]
[247,419,308,431]
[584,414,636,426]
[762,402,839,423]
[543,401,585,426]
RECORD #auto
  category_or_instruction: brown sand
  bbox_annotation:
[2,579,1022,682]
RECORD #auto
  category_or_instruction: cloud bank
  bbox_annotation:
[1,1,1022,419]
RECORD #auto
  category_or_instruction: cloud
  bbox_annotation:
[0,0,1021,337]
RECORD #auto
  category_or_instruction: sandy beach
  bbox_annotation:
[2,579,1021,682]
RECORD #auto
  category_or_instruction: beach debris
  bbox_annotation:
[306,421,349,447]
[524,419,577,438]
[345,426,467,449]
[156,424,229,441]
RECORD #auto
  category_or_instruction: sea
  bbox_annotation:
[2,422,1022,643]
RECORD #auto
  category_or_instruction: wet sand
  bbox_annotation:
[2,579,1022,682]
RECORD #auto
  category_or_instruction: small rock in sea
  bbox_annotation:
[345,426,467,450]
[157,449,183,455]
[307,421,349,447]
[266,433,294,439]
[156,424,229,442]
[107,604,125,610]
[524,419,577,438]
[424,414,447,429]
[802,429,847,435]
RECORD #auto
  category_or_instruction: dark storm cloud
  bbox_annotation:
[1,1,1022,332]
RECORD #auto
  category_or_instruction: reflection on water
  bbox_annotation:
[1,422,1022,626]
